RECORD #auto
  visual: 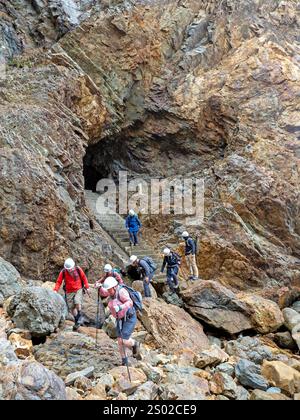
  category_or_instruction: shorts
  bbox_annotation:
[66,289,83,311]
[116,308,137,340]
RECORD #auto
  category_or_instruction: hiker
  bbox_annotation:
[125,209,141,246]
[99,277,141,366]
[54,258,90,331]
[161,248,181,293]
[94,264,124,289]
[182,231,199,280]
[129,255,156,298]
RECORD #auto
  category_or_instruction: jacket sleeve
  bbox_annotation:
[99,287,109,298]
[54,271,64,292]
[78,267,89,289]
[140,260,150,277]
[116,273,124,284]
[190,239,196,255]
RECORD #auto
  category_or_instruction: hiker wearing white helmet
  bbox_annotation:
[125,209,142,246]
[54,258,90,331]
[94,263,124,289]
[182,231,199,281]
[99,277,141,365]
[129,255,157,298]
[161,248,181,293]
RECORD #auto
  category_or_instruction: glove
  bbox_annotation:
[114,305,122,313]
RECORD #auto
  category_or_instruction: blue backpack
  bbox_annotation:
[118,285,143,312]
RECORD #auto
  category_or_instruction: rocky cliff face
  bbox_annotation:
[1,0,299,292]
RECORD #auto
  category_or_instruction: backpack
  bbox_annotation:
[63,267,86,293]
[141,257,157,273]
[118,285,143,312]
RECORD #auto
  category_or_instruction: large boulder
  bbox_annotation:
[0,360,67,400]
[225,336,273,365]
[235,359,269,391]
[34,330,120,379]
[262,361,300,396]
[139,298,209,353]
[282,308,300,332]
[0,258,23,305]
[7,287,67,337]
[182,281,284,335]
[250,390,291,401]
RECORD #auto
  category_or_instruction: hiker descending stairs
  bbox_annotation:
[84,190,166,291]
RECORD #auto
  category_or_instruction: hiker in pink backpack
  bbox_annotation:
[54,258,90,331]
[99,277,142,366]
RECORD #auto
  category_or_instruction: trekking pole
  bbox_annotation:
[95,290,100,348]
[118,319,132,383]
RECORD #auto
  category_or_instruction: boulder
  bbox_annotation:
[225,336,273,365]
[282,308,300,332]
[194,345,229,369]
[109,367,147,396]
[0,338,18,367]
[0,360,67,400]
[136,362,164,384]
[250,390,291,401]
[215,363,235,377]
[181,281,252,334]
[291,301,300,314]
[292,324,300,351]
[66,387,83,401]
[74,376,92,392]
[132,281,157,299]
[96,373,115,389]
[236,386,250,401]
[102,315,118,339]
[7,287,67,337]
[235,359,269,391]
[274,332,297,351]
[128,381,159,400]
[139,298,209,353]
[34,330,120,379]
[210,372,238,399]
[8,333,33,360]
[65,366,95,386]
[262,361,300,396]
[161,382,206,401]
[0,258,22,305]
[239,294,284,334]
[163,365,210,398]
[84,383,107,400]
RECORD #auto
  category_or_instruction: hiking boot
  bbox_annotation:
[72,323,80,332]
[192,276,199,281]
[188,275,194,280]
[122,357,129,366]
[132,341,142,360]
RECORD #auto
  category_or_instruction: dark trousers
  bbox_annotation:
[129,231,139,245]
[167,266,179,292]
[143,272,154,297]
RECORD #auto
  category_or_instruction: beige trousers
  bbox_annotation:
[187,254,199,278]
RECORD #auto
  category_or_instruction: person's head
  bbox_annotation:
[129,255,138,266]
[64,258,75,272]
[102,276,118,297]
[129,209,135,217]
[182,231,189,239]
[104,264,113,274]
[163,247,171,257]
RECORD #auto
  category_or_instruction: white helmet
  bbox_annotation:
[104,264,112,273]
[64,258,75,270]
[182,231,189,238]
[102,277,118,290]
[129,209,135,216]
[129,255,138,264]
[163,248,171,256]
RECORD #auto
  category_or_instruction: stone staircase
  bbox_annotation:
[85,190,166,284]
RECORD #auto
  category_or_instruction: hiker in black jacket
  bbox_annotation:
[161,248,180,293]
[182,231,199,280]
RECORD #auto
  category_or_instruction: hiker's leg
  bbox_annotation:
[166,269,175,292]
[129,231,134,245]
[187,254,194,276]
[143,277,152,298]
[133,232,138,245]
[117,337,127,358]
[191,254,199,278]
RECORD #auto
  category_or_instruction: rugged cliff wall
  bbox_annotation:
[0,0,299,293]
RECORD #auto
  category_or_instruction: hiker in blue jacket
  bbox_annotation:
[125,209,141,246]
[161,248,181,293]
[182,231,199,280]
[129,255,156,298]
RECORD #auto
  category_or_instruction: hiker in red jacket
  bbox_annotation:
[54,258,90,331]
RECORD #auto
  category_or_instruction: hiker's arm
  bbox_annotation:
[140,260,150,279]
[94,275,105,288]
[99,287,109,298]
[53,271,63,292]
[116,273,124,284]
[78,267,89,289]
[191,239,196,255]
